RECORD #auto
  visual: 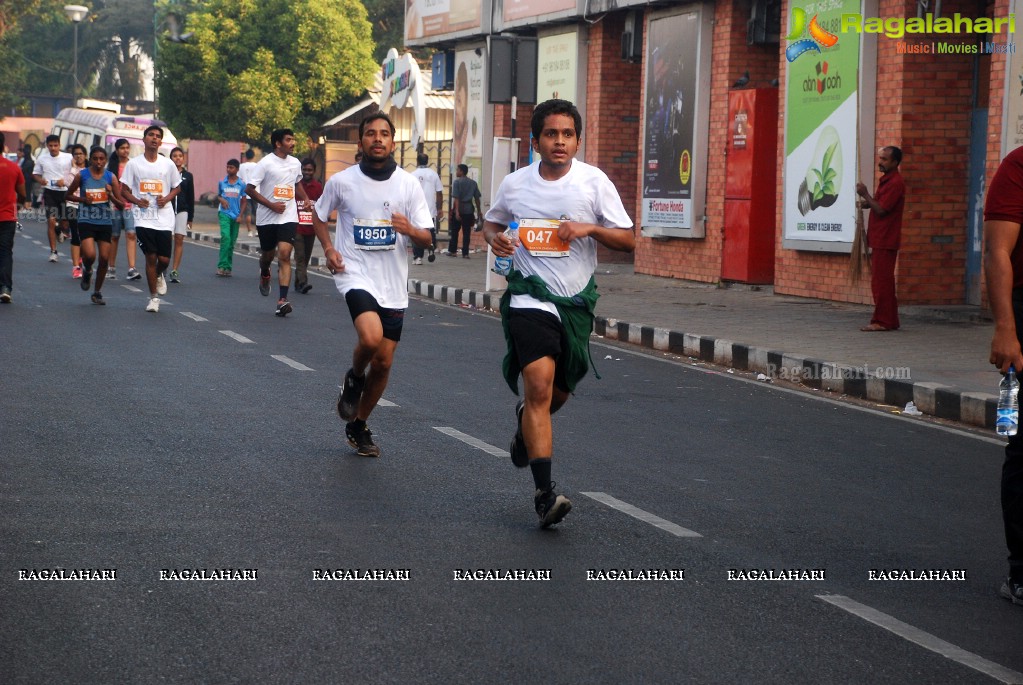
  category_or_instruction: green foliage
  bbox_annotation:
[812,140,839,203]
[156,0,377,146]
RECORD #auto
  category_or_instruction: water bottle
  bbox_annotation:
[492,221,519,276]
[997,364,1019,436]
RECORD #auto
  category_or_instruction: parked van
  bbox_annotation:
[50,99,178,157]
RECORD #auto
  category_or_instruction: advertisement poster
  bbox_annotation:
[537,32,578,103]
[405,0,481,43]
[641,12,700,230]
[1003,0,1023,155]
[454,49,486,181]
[504,0,576,23]
[783,0,861,245]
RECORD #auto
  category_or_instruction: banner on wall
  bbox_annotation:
[405,0,481,42]
[782,0,861,245]
[641,11,700,230]
[537,32,578,103]
[454,49,486,183]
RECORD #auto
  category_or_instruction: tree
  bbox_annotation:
[156,0,377,145]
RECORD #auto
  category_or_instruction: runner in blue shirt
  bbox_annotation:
[66,146,121,304]
[216,158,247,276]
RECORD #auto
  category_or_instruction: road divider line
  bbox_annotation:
[180,312,207,322]
[434,427,507,457]
[272,355,313,371]
[219,330,254,344]
[122,285,143,293]
[580,492,702,538]
[816,594,1023,684]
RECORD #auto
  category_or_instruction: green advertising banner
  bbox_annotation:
[783,0,861,245]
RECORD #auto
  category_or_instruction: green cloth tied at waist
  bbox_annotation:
[499,269,600,395]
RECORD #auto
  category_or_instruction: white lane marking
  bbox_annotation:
[335,386,397,408]
[219,330,254,344]
[580,491,702,538]
[433,427,507,457]
[817,594,1023,684]
[180,312,207,322]
[122,285,143,293]
[272,354,313,371]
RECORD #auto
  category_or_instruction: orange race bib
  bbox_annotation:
[85,188,108,203]
[140,179,164,195]
[272,185,295,201]
[519,218,570,257]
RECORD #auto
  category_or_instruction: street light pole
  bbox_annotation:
[63,5,88,101]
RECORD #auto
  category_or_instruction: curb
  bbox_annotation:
[407,277,998,431]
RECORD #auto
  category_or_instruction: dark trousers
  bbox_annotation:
[0,221,15,290]
[1005,291,1023,581]
[412,219,438,259]
[293,233,314,286]
[869,248,899,330]
[448,213,473,256]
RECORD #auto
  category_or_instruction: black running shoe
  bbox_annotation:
[509,400,528,468]
[81,269,92,291]
[345,421,381,457]
[91,292,105,305]
[1001,577,1023,605]
[535,483,572,528]
[336,368,365,421]
[275,299,293,317]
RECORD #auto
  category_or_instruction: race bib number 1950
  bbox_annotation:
[519,218,570,257]
[353,219,396,250]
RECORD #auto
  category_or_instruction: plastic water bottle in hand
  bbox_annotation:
[997,364,1019,437]
[492,221,519,276]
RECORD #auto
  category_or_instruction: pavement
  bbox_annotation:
[187,204,1000,429]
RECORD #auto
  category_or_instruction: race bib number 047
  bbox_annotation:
[353,219,396,250]
[519,218,570,257]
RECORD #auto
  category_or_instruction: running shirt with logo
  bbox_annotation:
[218,176,245,220]
[484,159,633,316]
[314,165,433,309]
[238,161,258,198]
[249,154,301,226]
[121,154,182,231]
[76,169,115,225]
[33,152,73,191]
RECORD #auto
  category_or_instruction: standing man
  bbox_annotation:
[447,163,481,258]
[311,112,434,457]
[294,157,323,294]
[984,145,1023,606]
[118,125,181,313]
[20,145,34,211]
[0,132,27,302]
[32,134,72,262]
[856,146,905,332]
[411,152,443,265]
[245,129,308,317]
[484,98,635,528]
[238,148,258,238]
[215,158,246,277]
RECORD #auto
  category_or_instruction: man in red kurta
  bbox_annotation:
[856,146,905,331]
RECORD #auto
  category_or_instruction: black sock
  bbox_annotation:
[349,418,366,430]
[280,286,289,299]
[530,458,552,492]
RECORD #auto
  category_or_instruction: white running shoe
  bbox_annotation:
[145,297,160,313]
[48,251,58,263]
[156,274,167,295]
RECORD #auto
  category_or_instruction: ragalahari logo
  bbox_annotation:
[786,8,839,62]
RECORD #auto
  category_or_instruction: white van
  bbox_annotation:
[50,99,179,157]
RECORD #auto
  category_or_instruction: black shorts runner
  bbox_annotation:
[345,289,405,342]
[43,189,67,220]
[257,223,297,252]
[78,222,113,243]
[135,226,173,258]
[507,307,570,393]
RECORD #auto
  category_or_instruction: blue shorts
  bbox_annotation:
[110,208,135,238]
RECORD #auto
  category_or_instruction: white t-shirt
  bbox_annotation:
[314,165,434,309]
[33,151,73,190]
[238,161,258,197]
[121,154,182,231]
[248,154,302,226]
[411,166,443,218]
[485,159,633,316]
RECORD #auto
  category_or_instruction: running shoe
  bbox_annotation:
[49,251,58,263]
[72,265,83,279]
[169,270,180,283]
[127,267,141,280]
[259,272,271,296]
[300,283,312,294]
[81,269,92,291]
[1001,577,1023,605]
[145,297,160,313]
[0,287,11,303]
[91,292,105,305]
[156,274,168,296]
[345,421,381,457]
[275,298,292,317]
[336,368,365,422]
[535,483,572,528]
[107,267,117,280]
[509,400,528,468]
[413,257,422,265]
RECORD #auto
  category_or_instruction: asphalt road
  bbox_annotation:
[1,216,1021,684]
